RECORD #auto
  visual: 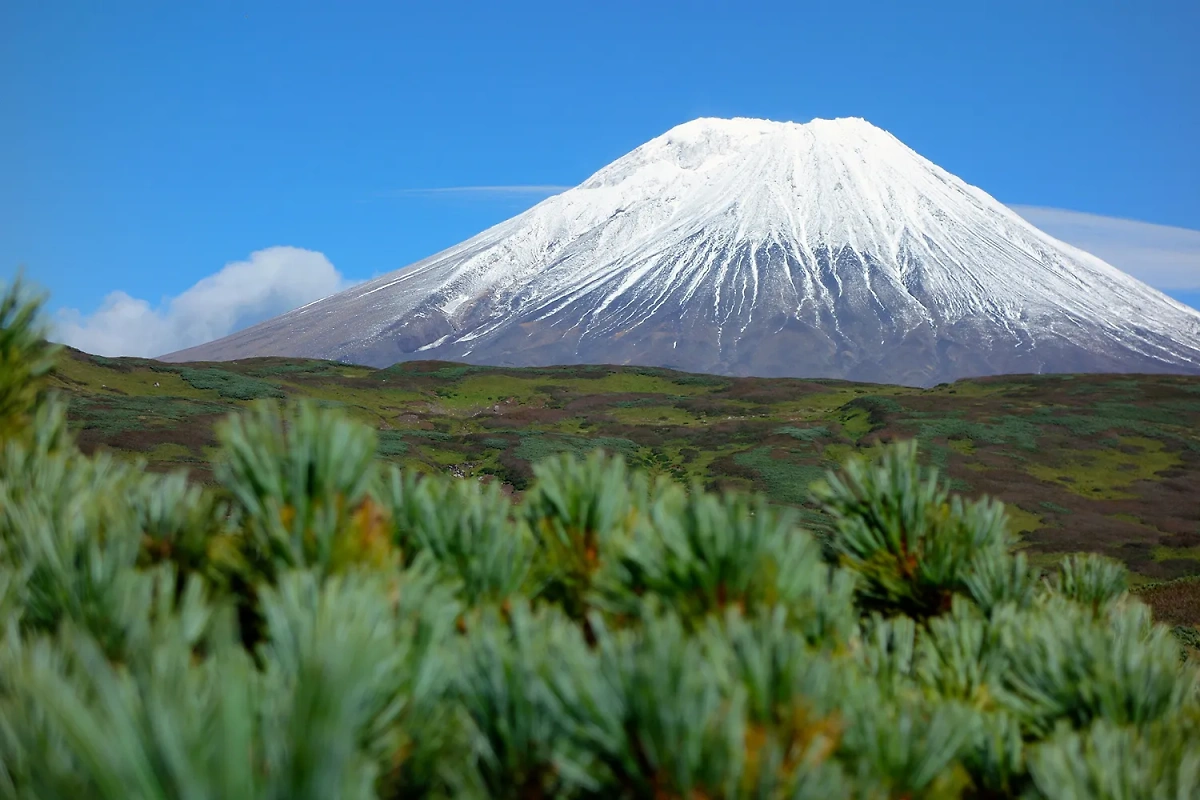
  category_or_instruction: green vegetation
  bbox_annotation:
[153,364,287,400]
[733,446,827,505]
[16,272,1198,628]
[46,345,1200,594]
[1005,505,1043,537]
[1026,436,1180,500]
[513,432,639,465]
[2,280,1199,798]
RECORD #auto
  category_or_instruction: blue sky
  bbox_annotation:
[2,0,1198,355]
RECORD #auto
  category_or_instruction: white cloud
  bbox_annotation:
[54,246,354,358]
[1010,206,1200,291]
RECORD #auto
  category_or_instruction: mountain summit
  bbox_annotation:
[165,117,1200,385]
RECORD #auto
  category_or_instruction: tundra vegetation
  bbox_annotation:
[1,277,1198,798]
[54,335,1200,599]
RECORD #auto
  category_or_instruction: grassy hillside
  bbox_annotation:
[51,347,1200,597]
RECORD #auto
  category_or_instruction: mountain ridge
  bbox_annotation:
[164,116,1200,386]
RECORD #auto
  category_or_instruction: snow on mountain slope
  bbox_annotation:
[163,117,1200,386]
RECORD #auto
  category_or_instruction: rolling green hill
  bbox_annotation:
[51,346,1200,617]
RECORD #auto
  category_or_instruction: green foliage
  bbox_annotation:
[1050,552,1129,610]
[132,469,234,574]
[1,289,1197,798]
[1026,717,1200,799]
[381,469,534,605]
[155,365,286,400]
[774,425,830,442]
[1173,625,1200,662]
[212,399,392,577]
[376,430,410,458]
[519,450,651,620]
[513,432,638,465]
[454,601,595,797]
[733,446,828,504]
[903,415,1041,451]
[0,276,60,439]
[50,329,1200,589]
[0,401,145,653]
[996,597,1189,735]
[671,374,729,387]
[813,440,1013,618]
[613,488,857,641]
[962,549,1040,615]
[67,394,230,436]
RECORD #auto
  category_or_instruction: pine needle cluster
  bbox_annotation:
[1,278,1197,799]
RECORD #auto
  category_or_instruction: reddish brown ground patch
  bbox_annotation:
[1132,577,1200,627]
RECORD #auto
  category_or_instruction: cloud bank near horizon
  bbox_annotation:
[54,206,1200,359]
[54,246,356,358]
[1010,206,1200,292]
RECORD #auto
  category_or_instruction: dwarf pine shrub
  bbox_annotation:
[0,277,1198,798]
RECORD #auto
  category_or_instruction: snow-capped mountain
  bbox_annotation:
[164,117,1200,385]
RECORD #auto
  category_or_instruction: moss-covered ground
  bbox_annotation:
[50,348,1200,622]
